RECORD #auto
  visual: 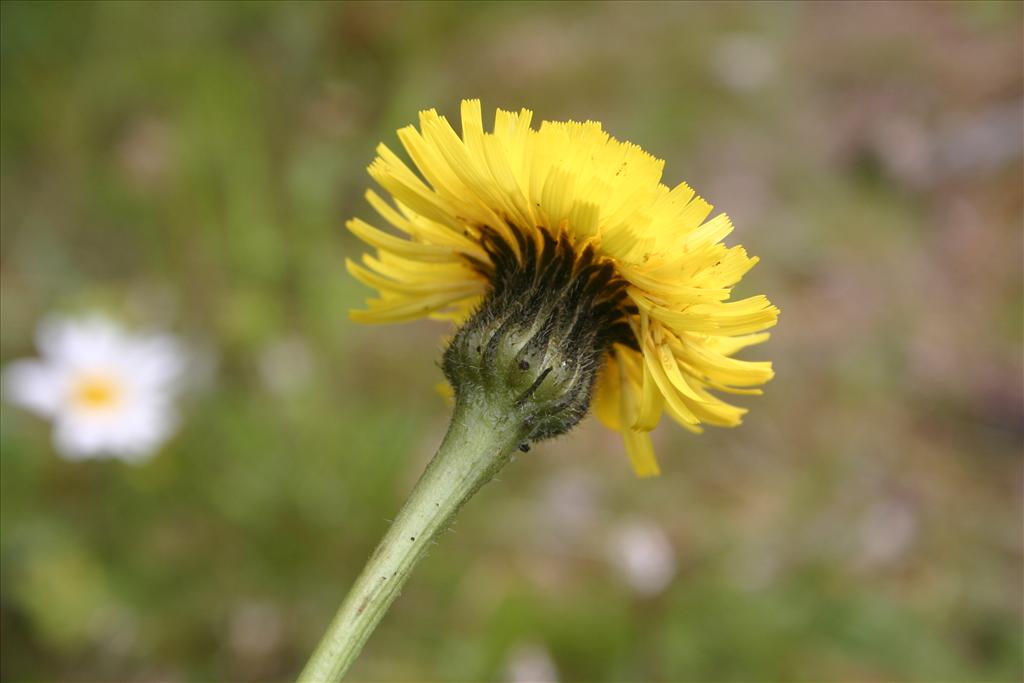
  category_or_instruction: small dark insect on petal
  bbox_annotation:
[518,443,531,452]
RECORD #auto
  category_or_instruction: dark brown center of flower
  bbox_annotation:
[443,226,638,446]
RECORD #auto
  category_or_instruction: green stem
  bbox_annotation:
[297,396,529,682]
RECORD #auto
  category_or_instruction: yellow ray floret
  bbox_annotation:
[347,99,778,477]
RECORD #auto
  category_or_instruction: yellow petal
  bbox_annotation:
[346,219,459,263]
[633,358,665,431]
[350,290,478,323]
[622,427,660,478]
[592,354,622,431]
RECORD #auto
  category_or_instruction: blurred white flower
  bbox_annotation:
[606,519,677,596]
[711,34,778,93]
[857,498,918,569]
[228,600,284,661]
[2,314,188,461]
[503,642,559,683]
[257,335,313,396]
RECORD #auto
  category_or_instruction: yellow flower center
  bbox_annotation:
[71,374,122,411]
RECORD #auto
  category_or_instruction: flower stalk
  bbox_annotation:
[297,393,531,682]
[300,228,629,680]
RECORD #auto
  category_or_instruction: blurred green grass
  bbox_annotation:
[1,1,1022,681]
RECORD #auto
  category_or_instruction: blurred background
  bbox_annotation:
[1,1,1021,681]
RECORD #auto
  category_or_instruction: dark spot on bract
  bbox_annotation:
[518,443,531,452]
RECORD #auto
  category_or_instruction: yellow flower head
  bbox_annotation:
[346,100,778,477]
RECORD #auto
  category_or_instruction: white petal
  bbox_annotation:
[37,314,125,369]
[109,401,178,461]
[53,413,110,460]
[124,335,188,391]
[2,360,67,417]
[52,400,175,462]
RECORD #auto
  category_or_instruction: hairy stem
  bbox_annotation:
[297,396,529,682]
